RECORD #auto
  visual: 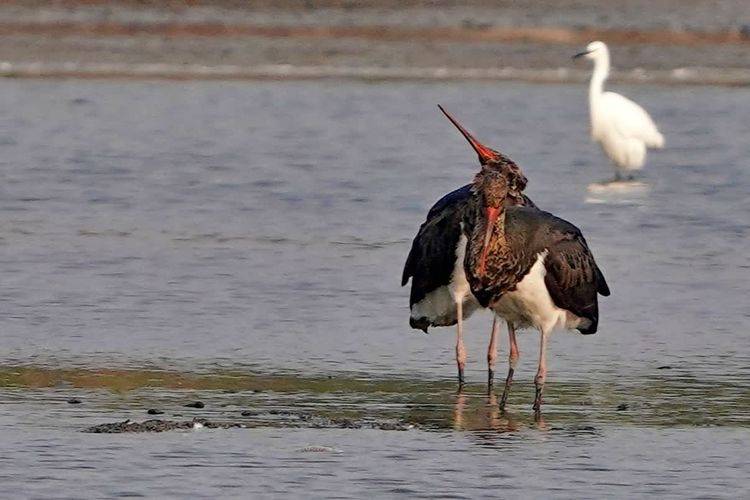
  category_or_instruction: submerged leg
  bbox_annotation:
[499,322,519,410]
[455,301,467,387]
[487,316,500,388]
[533,326,550,413]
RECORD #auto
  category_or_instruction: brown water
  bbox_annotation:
[0,80,748,497]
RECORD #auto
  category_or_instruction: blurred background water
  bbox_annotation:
[0,79,748,497]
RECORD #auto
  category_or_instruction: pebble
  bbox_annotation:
[185,401,205,408]
[616,403,629,411]
[147,409,164,415]
[67,398,82,404]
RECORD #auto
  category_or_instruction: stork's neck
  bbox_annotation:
[467,199,508,285]
[588,52,610,108]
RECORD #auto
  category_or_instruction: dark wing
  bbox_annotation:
[426,183,472,219]
[401,185,471,308]
[541,221,610,334]
[507,207,609,334]
[519,194,537,209]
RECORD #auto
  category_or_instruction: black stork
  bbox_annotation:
[402,105,536,388]
[463,166,610,413]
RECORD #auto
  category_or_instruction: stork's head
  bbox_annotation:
[437,105,528,195]
[573,40,609,62]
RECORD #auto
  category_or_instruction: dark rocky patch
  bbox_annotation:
[307,414,413,431]
[84,418,244,433]
[184,401,205,408]
[83,414,414,433]
[67,398,82,404]
[147,408,164,415]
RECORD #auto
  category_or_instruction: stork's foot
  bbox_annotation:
[499,367,514,411]
[532,382,544,413]
[532,395,542,412]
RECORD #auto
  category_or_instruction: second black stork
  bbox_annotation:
[464,166,610,413]
[402,105,535,387]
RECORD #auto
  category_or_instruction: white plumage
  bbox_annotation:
[409,234,480,327]
[491,251,589,333]
[576,41,664,179]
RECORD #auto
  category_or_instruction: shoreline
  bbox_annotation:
[2,61,749,86]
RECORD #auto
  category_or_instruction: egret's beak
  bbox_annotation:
[437,104,497,165]
[572,50,591,60]
[478,206,500,276]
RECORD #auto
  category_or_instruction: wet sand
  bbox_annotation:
[3,365,748,429]
[0,0,749,84]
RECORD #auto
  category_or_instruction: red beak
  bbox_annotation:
[478,206,500,276]
[438,105,497,165]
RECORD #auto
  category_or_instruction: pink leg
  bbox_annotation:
[499,321,519,410]
[455,300,467,387]
[532,327,550,413]
[487,316,500,387]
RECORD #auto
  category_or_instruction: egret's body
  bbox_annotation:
[576,41,664,180]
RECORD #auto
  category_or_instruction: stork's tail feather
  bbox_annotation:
[595,265,610,296]
[577,316,599,335]
[409,317,430,333]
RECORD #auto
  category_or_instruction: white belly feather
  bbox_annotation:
[410,233,480,327]
[491,251,590,333]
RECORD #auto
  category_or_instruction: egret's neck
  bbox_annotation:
[588,52,610,107]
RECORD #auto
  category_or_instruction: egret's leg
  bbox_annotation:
[455,301,467,387]
[533,326,551,413]
[487,316,500,388]
[499,322,519,410]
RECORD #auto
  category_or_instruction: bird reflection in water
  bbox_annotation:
[452,390,550,434]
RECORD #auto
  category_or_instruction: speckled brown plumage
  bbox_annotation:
[464,169,610,334]
[402,167,533,326]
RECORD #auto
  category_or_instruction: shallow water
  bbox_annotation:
[0,79,748,497]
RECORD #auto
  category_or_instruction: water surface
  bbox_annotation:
[0,80,748,497]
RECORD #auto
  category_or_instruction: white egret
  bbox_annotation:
[574,41,664,181]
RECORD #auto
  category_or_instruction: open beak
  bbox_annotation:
[572,50,591,60]
[478,206,500,276]
[437,104,496,165]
